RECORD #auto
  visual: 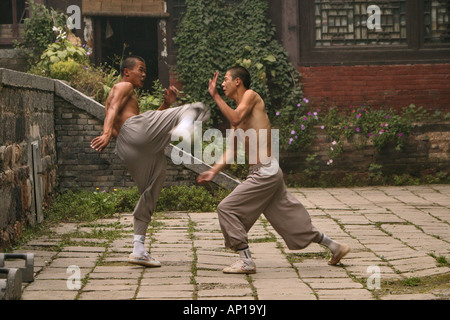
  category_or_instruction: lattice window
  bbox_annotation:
[424,0,450,43]
[314,0,407,47]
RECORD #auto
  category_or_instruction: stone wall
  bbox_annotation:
[280,123,450,177]
[0,69,57,248]
[0,50,27,73]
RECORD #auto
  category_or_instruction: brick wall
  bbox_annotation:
[54,97,198,191]
[82,0,166,16]
[298,64,450,112]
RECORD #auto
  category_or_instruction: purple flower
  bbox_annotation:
[291,130,296,135]
[303,117,308,121]
[297,104,301,107]
[356,127,360,132]
[301,125,306,130]
[368,133,372,137]
[398,133,403,137]
[276,112,280,116]
[321,125,325,130]
[289,138,294,145]
[303,98,309,103]
[386,115,390,119]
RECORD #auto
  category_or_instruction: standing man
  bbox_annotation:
[197,66,349,274]
[91,56,209,267]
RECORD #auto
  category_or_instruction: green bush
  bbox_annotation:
[44,186,230,223]
[39,38,89,71]
[156,185,229,212]
[14,0,68,65]
[48,59,84,81]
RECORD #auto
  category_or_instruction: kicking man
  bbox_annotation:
[91,56,209,267]
[197,66,349,274]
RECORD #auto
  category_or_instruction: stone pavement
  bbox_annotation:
[5,185,450,300]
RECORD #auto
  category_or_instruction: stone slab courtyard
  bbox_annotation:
[4,185,449,301]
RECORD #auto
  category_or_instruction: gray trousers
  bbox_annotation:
[217,159,322,251]
[115,103,209,235]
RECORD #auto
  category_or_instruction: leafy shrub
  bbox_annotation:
[275,98,320,151]
[156,185,229,212]
[44,186,229,222]
[48,59,83,81]
[14,0,68,65]
[39,38,88,71]
[137,80,166,112]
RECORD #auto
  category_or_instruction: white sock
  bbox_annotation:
[319,234,340,255]
[133,235,146,256]
[238,246,252,261]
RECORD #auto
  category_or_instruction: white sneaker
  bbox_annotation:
[223,259,256,274]
[128,252,161,267]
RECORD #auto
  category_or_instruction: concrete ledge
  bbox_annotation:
[54,80,105,121]
[0,68,54,92]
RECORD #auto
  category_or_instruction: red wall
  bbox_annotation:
[298,64,450,112]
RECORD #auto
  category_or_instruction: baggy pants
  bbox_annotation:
[217,159,322,251]
[115,103,210,235]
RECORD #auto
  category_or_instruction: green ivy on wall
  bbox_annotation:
[175,0,304,128]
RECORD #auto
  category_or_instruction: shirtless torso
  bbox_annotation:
[90,60,178,152]
[197,68,273,184]
[229,89,272,165]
